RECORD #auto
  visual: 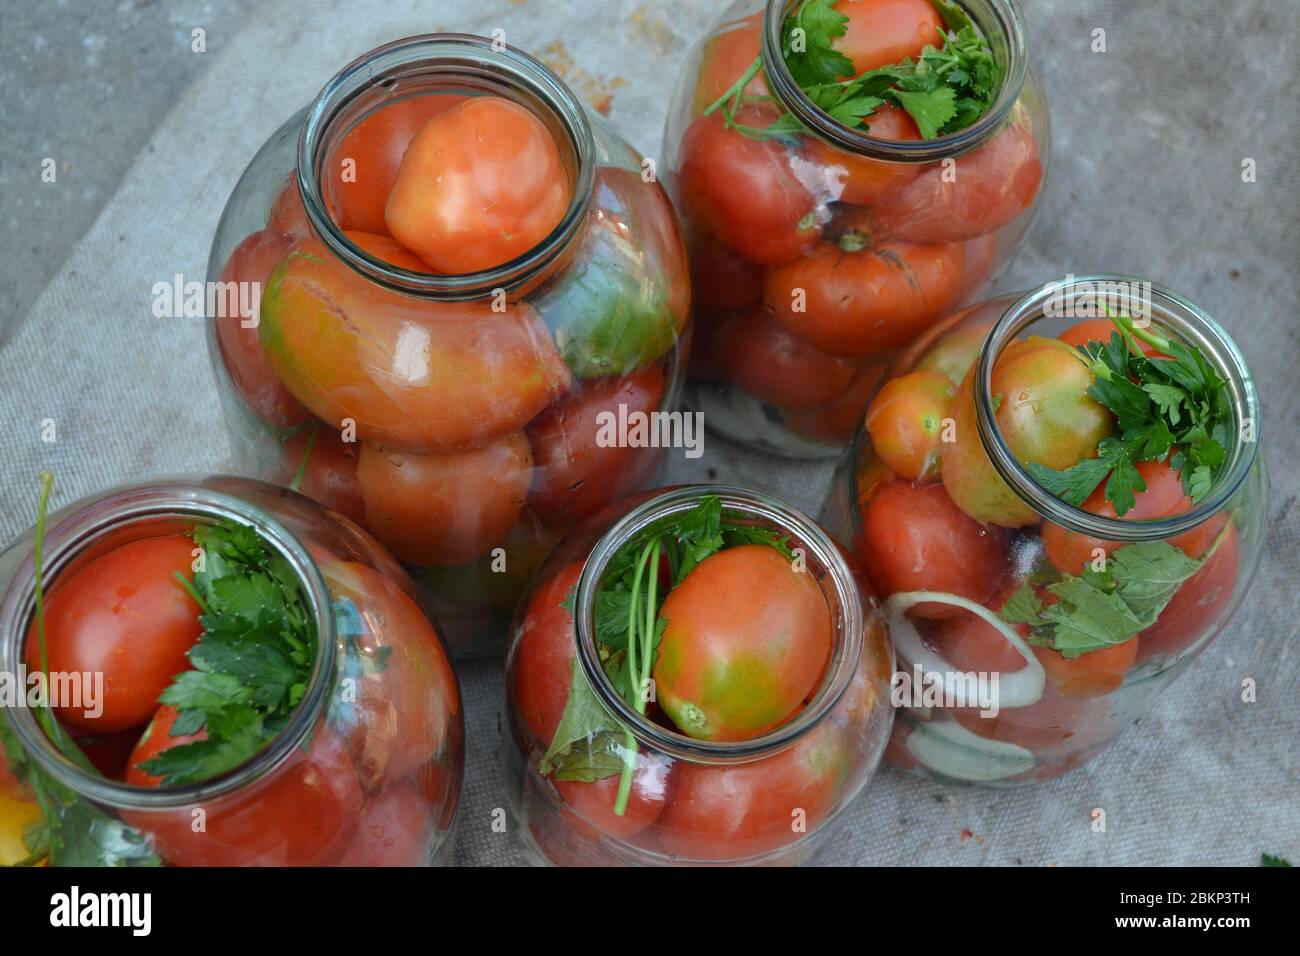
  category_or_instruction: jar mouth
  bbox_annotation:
[0,481,337,810]
[296,33,597,300]
[572,485,866,764]
[761,0,1029,161]
[975,275,1261,540]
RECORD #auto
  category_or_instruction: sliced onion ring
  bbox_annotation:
[883,590,1045,710]
[905,718,1036,782]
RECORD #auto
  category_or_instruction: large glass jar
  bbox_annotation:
[664,0,1048,457]
[504,485,894,866]
[207,35,690,659]
[0,476,462,866]
[820,276,1267,785]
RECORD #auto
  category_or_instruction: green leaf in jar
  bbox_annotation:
[538,656,625,783]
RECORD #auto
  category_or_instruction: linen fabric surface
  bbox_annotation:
[0,0,1295,865]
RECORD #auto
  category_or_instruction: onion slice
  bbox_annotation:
[905,718,1036,782]
[882,590,1045,710]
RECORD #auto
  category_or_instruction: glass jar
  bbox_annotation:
[503,485,894,865]
[663,0,1048,457]
[820,276,1267,785]
[206,35,690,659]
[0,475,462,865]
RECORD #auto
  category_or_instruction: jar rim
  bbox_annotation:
[296,33,597,300]
[0,480,338,810]
[760,0,1031,162]
[571,485,869,764]
[974,275,1262,540]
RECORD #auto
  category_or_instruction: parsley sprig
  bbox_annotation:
[707,0,1001,140]
[1027,311,1232,516]
[141,521,317,786]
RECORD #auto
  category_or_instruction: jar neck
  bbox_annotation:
[0,480,337,810]
[573,485,864,764]
[761,0,1028,161]
[297,33,597,300]
[975,275,1261,540]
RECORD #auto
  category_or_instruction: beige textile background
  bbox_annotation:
[0,0,1296,864]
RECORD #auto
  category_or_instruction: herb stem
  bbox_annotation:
[613,539,657,816]
[288,421,321,492]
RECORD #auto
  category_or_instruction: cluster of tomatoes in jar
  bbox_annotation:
[822,290,1254,785]
[505,489,893,865]
[211,52,689,655]
[665,0,1046,452]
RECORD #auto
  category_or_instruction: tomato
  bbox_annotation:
[914,320,991,385]
[278,425,364,525]
[763,237,968,356]
[715,307,859,410]
[931,603,1028,675]
[691,239,762,315]
[952,684,1111,755]
[332,781,433,866]
[510,562,583,743]
[385,96,571,273]
[527,366,665,528]
[784,357,890,444]
[1040,459,1216,575]
[691,13,768,116]
[356,431,531,567]
[75,728,149,781]
[323,94,466,235]
[214,229,310,427]
[811,103,922,205]
[865,369,953,480]
[942,336,1113,527]
[25,535,202,733]
[267,175,313,239]
[1137,522,1239,664]
[833,0,943,74]
[1032,641,1138,699]
[655,724,846,861]
[124,727,363,866]
[124,704,206,788]
[857,479,1008,619]
[654,545,831,741]
[422,510,564,618]
[677,107,821,267]
[318,559,460,789]
[260,238,571,452]
[554,750,671,843]
[872,122,1043,244]
[344,230,428,271]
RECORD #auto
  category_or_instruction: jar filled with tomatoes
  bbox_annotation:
[820,276,1267,785]
[207,35,690,658]
[504,485,893,865]
[0,474,462,866]
[664,0,1047,456]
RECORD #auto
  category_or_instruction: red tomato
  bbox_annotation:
[554,751,672,843]
[510,562,583,743]
[677,107,821,267]
[784,356,890,444]
[76,727,151,781]
[714,307,859,410]
[25,536,203,733]
[811,103,922,205]
[324,94,466,235]
[1137,522,1239,663]
[872,122,1043,244]
[278,425,364,525]
[833,0,943,74]
[357,431,532,567]
[267,176,313,239]
[763,237,968,356]
[1031,641,1138,699]
[654,545,831,741]
[952,684,1110,755]
[691,13,768,115]
[865,368,954,480]
[857,479,1008,619]
[214,229,310,427]
[331,781,434,866]
[931,605,1028,675]
[385,96,571,273]
[527,366,666,528]
[691,239,762,315]
[344,230,428,271]
[124,704,206,788]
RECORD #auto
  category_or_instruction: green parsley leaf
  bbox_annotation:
[1261,853,1293,867]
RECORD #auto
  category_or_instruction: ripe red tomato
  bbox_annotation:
[510,562,583,744]
[214,229,310,427]
[857,478,1008,618]
[714,306,859,410]
[267,176,314,239]
[952,684,1111,755]
[25,536,203,733]
[1031,641,1138,699]
[691,13,768,116]
[872,122,1043,244]
[1137,522,1239,663]
[691,239,762,315]
[654,545,831,741]
[278,425,364,525]
[331,780,434,866]
[385,96,571,273]
[124,704,205,788]
[763,237,968,356]
[677,107,821,267]
[865,368,954,480]
[930,602,1028,675]
[783,356,890,444]
[833,0,943,74]
[356,431,532,567]
[811,103,922,205]
[554,750,672,843]
[324,94,466,235]
[527,366,666,528]
[344,230,428,271]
